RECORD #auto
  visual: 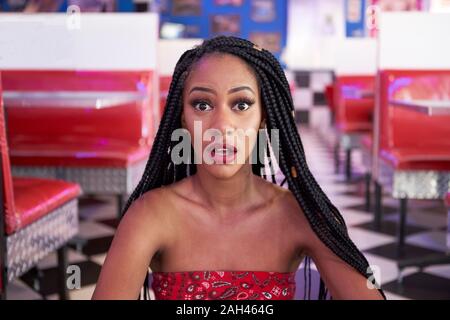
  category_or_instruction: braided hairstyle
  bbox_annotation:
[123,36,386,300]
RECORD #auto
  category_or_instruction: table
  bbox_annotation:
[390,99,450,116]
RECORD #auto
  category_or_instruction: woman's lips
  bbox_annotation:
[210,144,237,164]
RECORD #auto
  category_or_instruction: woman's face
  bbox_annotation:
[181,53,263,179]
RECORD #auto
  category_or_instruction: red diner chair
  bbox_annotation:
[333,75,375,183]
[0,74,81,300]
[2,70,155,218]
[373,70,450,256]
[325,84,335,113]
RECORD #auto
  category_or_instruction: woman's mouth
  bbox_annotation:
[210,144,237,164]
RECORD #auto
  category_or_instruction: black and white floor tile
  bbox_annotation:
[6,126,450,300]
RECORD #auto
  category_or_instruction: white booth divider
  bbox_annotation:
[378,12,450,70]
[158,39,203,76]
[373,11,450,180]
[0,13,159,71]
[335,38,377,76]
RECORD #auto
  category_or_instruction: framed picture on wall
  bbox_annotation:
[8,0,64,12]
[373,0,422,11]
[184,24,201,37]
[211,14,240,35]
[214,0,243,6]
[249,32,281,53]
[251,0,276,22]
[346,0,362,23]
[158,0,170,14]
[172,0,201,16]
[68,0,115,12]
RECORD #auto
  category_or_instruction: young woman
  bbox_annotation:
[92,36,385,300]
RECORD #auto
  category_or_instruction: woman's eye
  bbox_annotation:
[193,101,212,112]
[232,100,253,111]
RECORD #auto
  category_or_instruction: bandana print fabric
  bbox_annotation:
[151,271,296,300]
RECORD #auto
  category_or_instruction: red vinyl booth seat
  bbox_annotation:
[2,70,155,169]
[378,70,450,171]
[159,75,172,116]
[1,73,82,235]
[10,138,149,168]
[334,75,375,133]
[325,84,335,112]
[8,177,81,235]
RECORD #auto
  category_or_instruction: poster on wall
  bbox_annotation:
[68,0,115,11]
[4,0,64,11]
[345,0,366,37]
[172,0,201,16]
[251,0,276,22]
[158,0,170,14]
[184,24,201,37]
[372,0,422,11]
[211,14,240,35]
[321,14,336,36]
[367,0,423,37]
[215,0,243,6]
[249,32,281,53]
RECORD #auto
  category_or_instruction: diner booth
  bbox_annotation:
[332,39,377,185]
[372,12,450,276]
[1,14,159,218]
[0,13,159,299]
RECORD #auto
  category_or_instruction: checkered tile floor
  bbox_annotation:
[7,127,450,300]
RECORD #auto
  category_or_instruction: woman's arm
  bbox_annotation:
[92,190,169,300]
[302,217,384,300]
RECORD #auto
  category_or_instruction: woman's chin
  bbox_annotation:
[202,163,244,180]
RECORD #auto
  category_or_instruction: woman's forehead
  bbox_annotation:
[185,53,259,90]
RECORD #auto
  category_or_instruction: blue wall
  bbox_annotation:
[159,0,287,62]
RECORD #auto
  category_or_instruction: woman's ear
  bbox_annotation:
[259,118,266,129]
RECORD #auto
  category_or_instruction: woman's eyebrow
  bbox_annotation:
[228,86,255,94]
[188,85,255,95]
[189,86,216,95]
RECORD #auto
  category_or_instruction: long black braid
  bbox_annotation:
[122,36,386,300]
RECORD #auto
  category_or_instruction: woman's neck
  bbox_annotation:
[191,165,259,217]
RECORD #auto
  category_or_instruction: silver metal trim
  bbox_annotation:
[339,133,364,150]
[376,158,450,199]
[6,200,79,281]
[361,146,372,173]
[11,160,147,194]
[3,90,148,109]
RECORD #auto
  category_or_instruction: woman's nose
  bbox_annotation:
[210,104,235,135]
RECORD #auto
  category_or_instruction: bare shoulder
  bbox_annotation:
[124,187,169,222]
[118,186,178,250]
[92,186,174,299]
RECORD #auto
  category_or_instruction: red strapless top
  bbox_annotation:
[151,271,296,300]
